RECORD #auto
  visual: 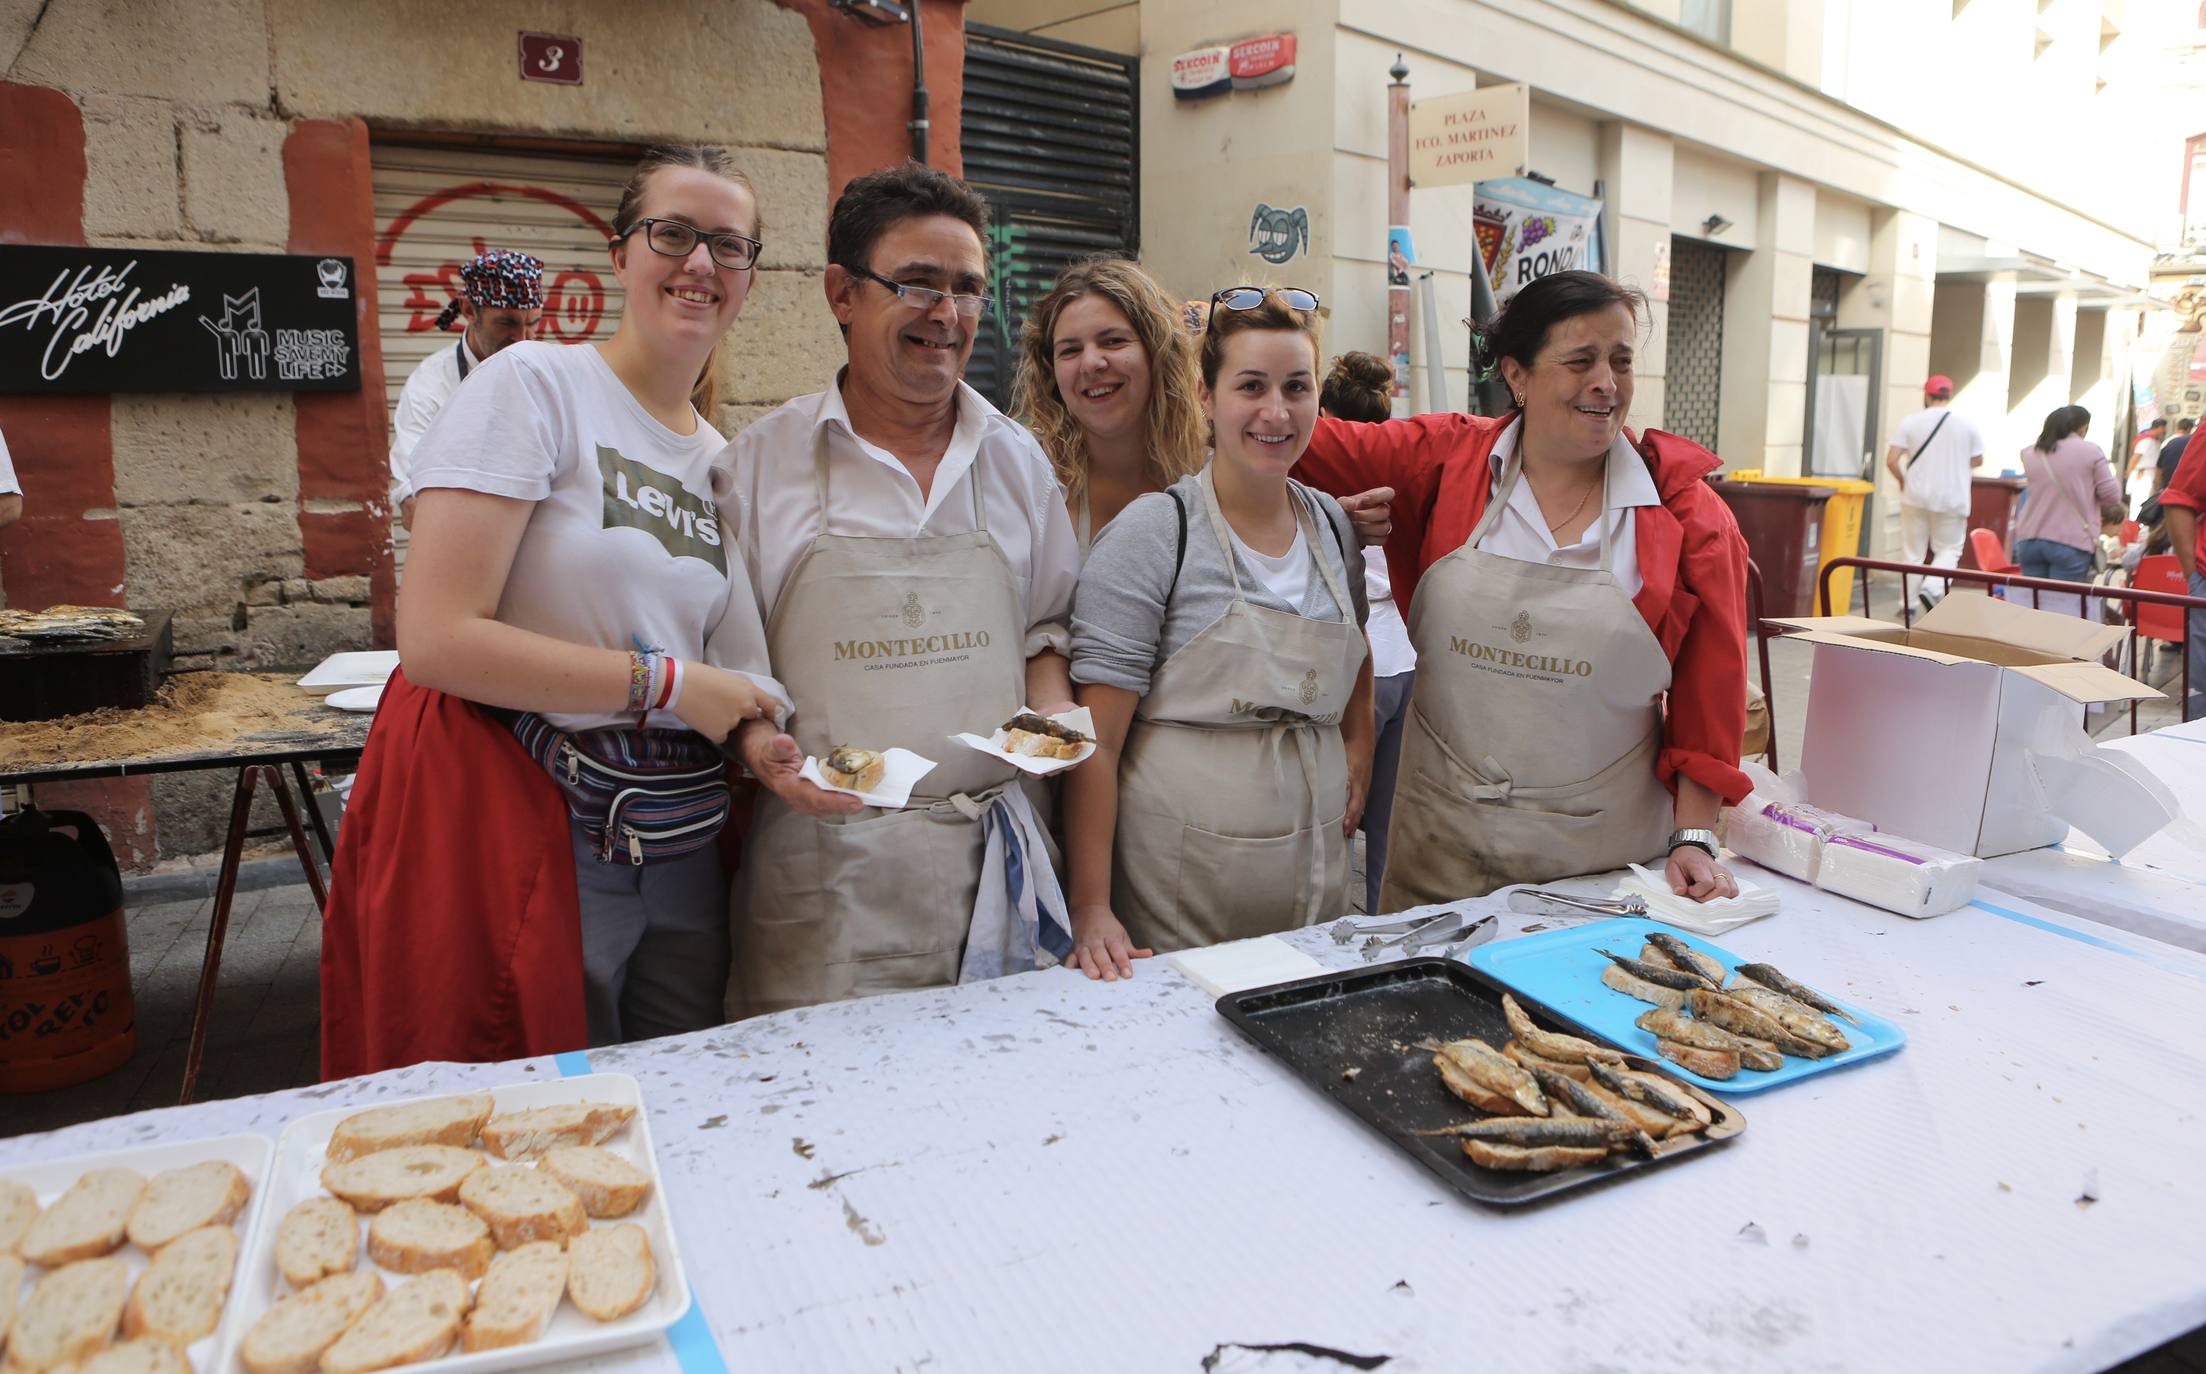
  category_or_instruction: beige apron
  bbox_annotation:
[1379,448,1675,909]
[1112,470,1368,952]
[733,428,1027,1016]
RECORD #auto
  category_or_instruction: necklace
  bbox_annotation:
[1544,474,1602,535]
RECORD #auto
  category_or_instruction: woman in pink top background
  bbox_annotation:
[2014,404,2123,585]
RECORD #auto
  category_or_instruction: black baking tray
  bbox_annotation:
[1216,957,1745,1206]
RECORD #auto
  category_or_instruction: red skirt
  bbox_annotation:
[319,668,588,1078]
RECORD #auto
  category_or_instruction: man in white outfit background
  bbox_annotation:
[1884,373,1984,610]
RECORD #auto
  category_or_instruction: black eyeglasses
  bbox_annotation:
[620,218,762,271]
[1210,285,1320,314]
[850,265,995,319]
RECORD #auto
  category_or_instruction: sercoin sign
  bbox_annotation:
[1229,34,1296,90]
[1171,46,1231,99]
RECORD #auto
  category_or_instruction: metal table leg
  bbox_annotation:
[179,765,259,1105]
[177,765,330,1105]
[291,759,337,864]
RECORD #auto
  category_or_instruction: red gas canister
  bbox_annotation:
[0,808,136,1092]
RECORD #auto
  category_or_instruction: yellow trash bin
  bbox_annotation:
[1726,472,1873,613]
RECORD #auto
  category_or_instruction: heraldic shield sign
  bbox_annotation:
[0,245,361,394]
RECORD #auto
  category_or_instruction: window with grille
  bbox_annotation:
[1810,266,1842,322]
[1663,237,1726,451]
[960,26,1138,411]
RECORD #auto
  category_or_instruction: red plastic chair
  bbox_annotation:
[1969,527,2020,576]
[2135,554,2188,647]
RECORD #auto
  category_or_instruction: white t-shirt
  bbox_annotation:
[1227,523,1313,612]
[405,340,790,733]
[1364,558,1416,678]
[0,427,18,495]
[1474,417,1658,599]
[389,334,480,503]
[1890,406,1983,516]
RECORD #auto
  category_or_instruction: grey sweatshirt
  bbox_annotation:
[1071,471,1367,696]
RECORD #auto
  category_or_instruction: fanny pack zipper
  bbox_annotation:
[600,783,728,865]
[560,740,723,787]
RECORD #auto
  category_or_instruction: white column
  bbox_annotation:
[1717,172,1815,475]
[1839,208,1938,555]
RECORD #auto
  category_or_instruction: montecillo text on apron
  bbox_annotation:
[1447,633,1594,680]
[832,628,993,673]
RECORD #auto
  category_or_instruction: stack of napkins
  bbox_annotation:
[1612,863,1780,936]
[1166,936,1325,997]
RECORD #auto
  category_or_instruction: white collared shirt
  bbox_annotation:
[389,333,481,502]
[1475,416,1658,598]
[715,377,1080,656]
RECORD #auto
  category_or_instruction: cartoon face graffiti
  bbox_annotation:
[1248,204,1310,265]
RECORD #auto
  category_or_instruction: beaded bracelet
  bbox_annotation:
[625,649,654,713]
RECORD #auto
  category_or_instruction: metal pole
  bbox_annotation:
[1387,55,1411,414]
[909,0,931,164]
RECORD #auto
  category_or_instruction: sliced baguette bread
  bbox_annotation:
[564,1224,653,1322]
[538,1148,651,1220]
[126,1160,249,1252]
[18,1171,145,1268]
[275,1197,359,1290]
[0,1179,39,1254]
[320,1147,483,1213]
[239,1271,382,1374]
[455,1168,585,1250]
[122,1224,238,1345]
[479,1104,636,1162]
[460,1243,567,1352]
[324,1095,492,1165]
[6,1256,130,1373]
[68,1338,191,1374]
[0,1253,26,1361]
[364,1201,491,1282]
[318,1270,469,1374]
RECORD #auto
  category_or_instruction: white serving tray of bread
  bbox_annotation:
[218,1073,688,1374]
[0,1132,275,1374]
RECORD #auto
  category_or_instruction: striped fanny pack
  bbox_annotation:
[509,713,730,866]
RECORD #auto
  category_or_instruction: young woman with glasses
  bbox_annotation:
[321,145,789,1075]
[1061,287,1376,977]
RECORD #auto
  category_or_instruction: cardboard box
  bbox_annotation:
[1769,596,2167,858]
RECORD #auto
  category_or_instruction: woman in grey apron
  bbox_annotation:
[1010,259,1397,559]
[1062,288,1374,977]
[1294,270,1754,909]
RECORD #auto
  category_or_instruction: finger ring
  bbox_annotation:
[1714,870,1731,881]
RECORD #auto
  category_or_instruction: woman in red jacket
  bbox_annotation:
[1296,270,1749,909]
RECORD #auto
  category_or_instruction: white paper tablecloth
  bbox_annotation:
[1978,724,2206,951]
[7,878,2205,1374]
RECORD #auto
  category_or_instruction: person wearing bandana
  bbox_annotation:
[389,248,546,528]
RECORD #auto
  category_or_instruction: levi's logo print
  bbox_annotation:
[596,445,727,575]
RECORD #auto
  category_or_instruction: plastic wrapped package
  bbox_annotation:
[1814,832,1981,918]
[1723,791,1877,883]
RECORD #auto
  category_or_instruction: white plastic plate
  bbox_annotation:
[222,1073,688,1374]
[0,1132,275,1374]
[321,686,384,713]
[297,651,400,696]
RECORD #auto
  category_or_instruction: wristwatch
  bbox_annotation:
[1667,827,1719,861]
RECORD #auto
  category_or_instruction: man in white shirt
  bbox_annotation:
[719,164,1081,1014]
[1884,374,1984,609]
[388,248,544,528]
[0,426,21,530]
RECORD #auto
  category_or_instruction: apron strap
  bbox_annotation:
[1292,486,1354,623]
[1075,491,1091,551]
[1198,468,1249,601]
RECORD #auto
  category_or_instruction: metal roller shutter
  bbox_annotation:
[960,25,1139,410]
[1663,236,1727,452]
[370,144,634,434]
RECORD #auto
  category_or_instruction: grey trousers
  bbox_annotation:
[568,820,730,1046]
[1363,670,1416,914]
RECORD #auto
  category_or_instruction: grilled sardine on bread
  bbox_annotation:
[820,746,886,793]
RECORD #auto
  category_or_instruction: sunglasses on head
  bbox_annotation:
[1209,285,1320,314]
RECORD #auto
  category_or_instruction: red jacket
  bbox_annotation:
[320,668,588,1078]
[2160,439,2206,574]
[1299,413,1753,804]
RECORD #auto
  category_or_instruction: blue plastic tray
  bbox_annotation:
[1465,916,1906,1094]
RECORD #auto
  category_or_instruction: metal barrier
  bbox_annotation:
[1797,555,2205,736]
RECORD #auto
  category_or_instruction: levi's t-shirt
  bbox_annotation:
[406,340,788,732]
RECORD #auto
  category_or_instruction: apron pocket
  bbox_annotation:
[1174,821,1343,943]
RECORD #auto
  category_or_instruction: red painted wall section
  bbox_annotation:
[284,118,397,648]
[773,0,968,200]
[0,82,156,868]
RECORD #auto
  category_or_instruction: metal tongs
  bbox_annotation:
[1505,888,1649,920]
[1331,909,1498,960]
